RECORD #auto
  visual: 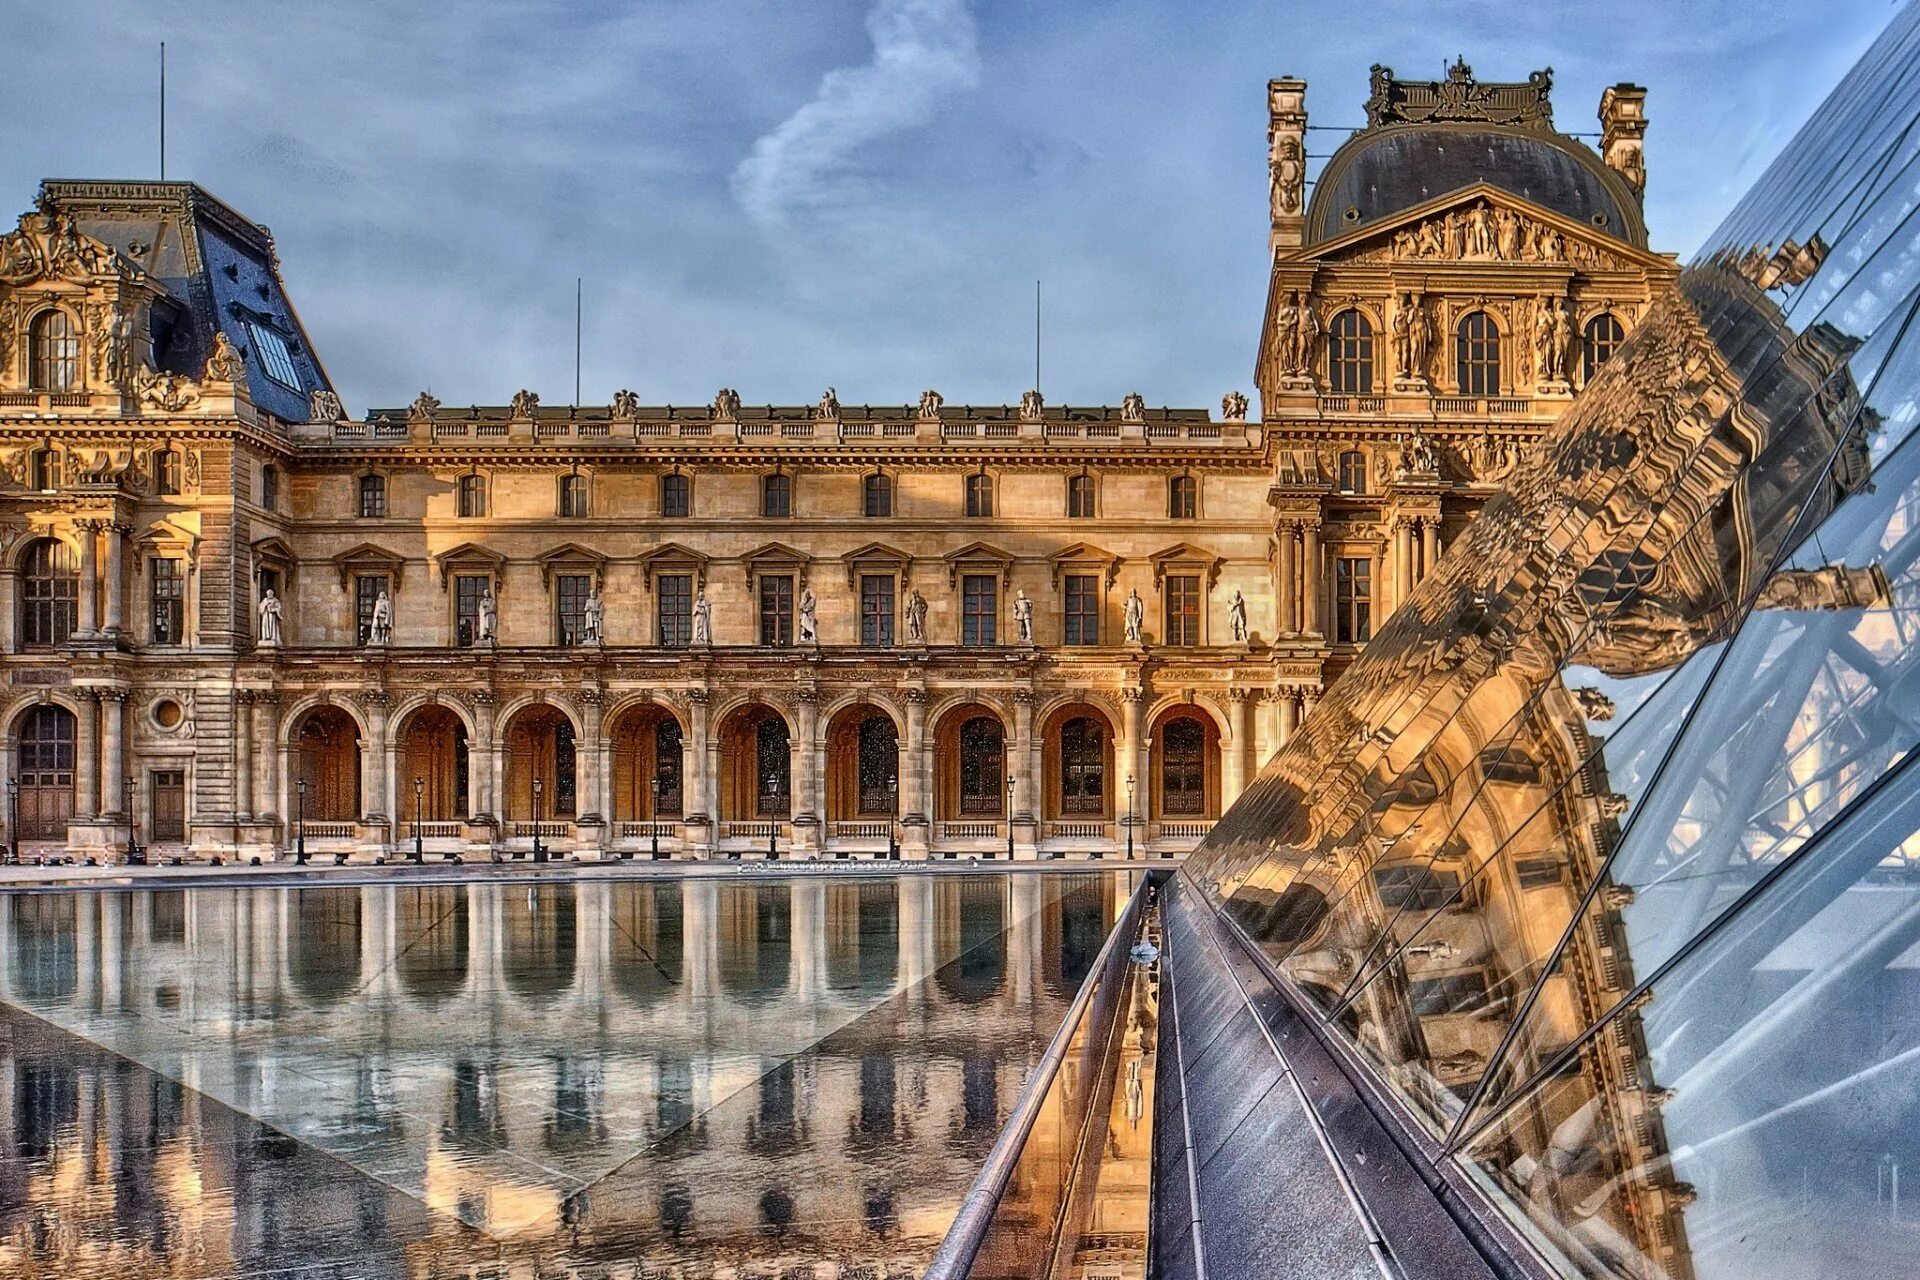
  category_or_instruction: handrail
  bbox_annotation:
[924,872,1154,1279]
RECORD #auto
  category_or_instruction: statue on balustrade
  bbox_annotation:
[905,587,928,643]
[1228,589,1248,642]
[477,588,497,643]
[1013,589,1034,642]
[257,589,282,646]
[797,587,818,644]
[1124,589,1146,644]
[691,589,712,644]
[369,591,393,646]
[582,590,604,645]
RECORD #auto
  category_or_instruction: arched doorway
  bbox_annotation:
[826,705,899,821]
[1151,708,1221,820]
[611,704,684,821]
[718,704,790,820]
[400,705,468,821]
[1042,703,1116,820]
[934,705,1007,820]
[504,704,577,820]
[294,706,362,821]
[15,703,76,840]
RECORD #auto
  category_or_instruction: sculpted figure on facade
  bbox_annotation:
[309,388,344,422]
[1228,589,1249,642]
[713,387,741,421]
[1571,686,1616,721]
[1390,296,1413,382]
[1270,134,1304,217]
[611,389,640,419]
[797,587,818,644]
[1293,298,1320,383]
[1407,292,1431,382]
[509,388,540,418]
[1221,390,1249,421]
[582,590,604,644]
[1465,201,1494,257]
[257,589,282,645]
[917,388,943,420]
[369,591,393,646]
[904,587,928,643]
[1121,391,1147,423]
[690,589,712,644]
[137,367,199,413]
[1124,589,1145,644]
[814,388,840,422]
[477,588,497,643]
[409,391,440,422]
[205,332,246,383]
[1012,589,1034,642]
[1397,428,1441,478]
[1019,388,1044,421]
[1270,292,1299,378]
[1533,298,1569,385]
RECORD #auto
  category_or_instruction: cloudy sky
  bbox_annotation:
[3,0,1895,414]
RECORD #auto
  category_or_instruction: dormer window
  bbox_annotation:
[29,310,78,392]
[245,322,300,389]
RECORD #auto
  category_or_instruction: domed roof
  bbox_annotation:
[1307,123,1645,247]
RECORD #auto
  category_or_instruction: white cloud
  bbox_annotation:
[732,0,980,227]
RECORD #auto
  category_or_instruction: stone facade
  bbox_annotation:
[0,60,1673,862]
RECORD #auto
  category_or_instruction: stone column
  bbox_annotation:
[232,691,253,821]
[1012,688,1037,856]
[579,691,606,853]
[1275,522,1296,635]
[902,689,928,857]
[686,689,713,854]
[793,688,819,850]
[74,521,99,638]
[252,695,278,821]
[73,690,99,820]
[1120,687,1144,848]
[1302,686,1321,723]
[471,692,497,821]
[1228,688,1256,806]
[363,692,390,830]
[1422,517,1441,582]
[1300,521,1322,637]
[103,523,128,638]
[99,688,127,821]
[1277,688,1301,746]
[1394,517,1414,606]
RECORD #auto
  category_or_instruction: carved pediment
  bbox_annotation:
[842,541,915,588]
[742,540,813,587]
[432,541,507,589]
[1295,185,1664,274]
[1050,541,1124,589]
[535,542,607,588]
[0,203,130,288]
[136,516,198,557]
[1149,542,1224,589]
[638,541,709,591]
[944,540,1017,586]
[332,542,407,590]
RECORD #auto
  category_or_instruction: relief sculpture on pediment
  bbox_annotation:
[1365,199,1626,270]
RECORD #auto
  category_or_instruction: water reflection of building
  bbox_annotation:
[0,872,1128,1275]
[1169,11,1920,1278]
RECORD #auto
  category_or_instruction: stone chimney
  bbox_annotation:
[1599,83,1649,201]
[1268,78,1308,253]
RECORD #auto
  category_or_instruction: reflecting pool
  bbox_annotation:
[0,870,1133,1278]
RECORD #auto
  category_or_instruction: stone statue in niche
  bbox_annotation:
[369,591,393,646]
[904,587,928,643]
[797,587,818,644]
[1124,589,1145,644]
[257,589,282,646]
[691,589,712,644]
[582,590,604,645]
[1221,390,1248,421]
[918,388,943,420]
[1228,590,1248,642]
[1390,297,1413,381]
[477,588,498,643]
[1407,292,1431,382]
[1012,589,1034,643]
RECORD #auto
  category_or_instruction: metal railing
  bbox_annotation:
[925,874,1156,1278]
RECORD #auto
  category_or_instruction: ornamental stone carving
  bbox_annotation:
[509,388,540,419]
[309,388,344,422]
[1394,428,1442,480]
[1365,59,1554,131]
[1270,134,1304,216]
[205,332,246,383]
[409,392,441,422]
[1019,388,1044,421]
[1271,291,1319,384]
[1374,200,1611,268]
[1121,392,1147,423]
[1571,686,1615,721]
[1221,390,1249,421]
[136,367,199,413]
[713,387,741,421]
[917,388,944,421]
[611,389,640,419]
[813,388,840,422]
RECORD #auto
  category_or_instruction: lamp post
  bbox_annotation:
[412,776,425,863]
[1006,773,1015,861]
[532,777,546,863]
[1124,773,1135,861]
[124,775,143,866]
[5,778,16,866]
[649,776,661,860]
[295,779,307,864]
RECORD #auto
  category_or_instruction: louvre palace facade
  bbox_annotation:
[0,61,1668,861]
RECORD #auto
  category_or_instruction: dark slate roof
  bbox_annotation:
[39,181,334,423]
[1306,125,1646,247]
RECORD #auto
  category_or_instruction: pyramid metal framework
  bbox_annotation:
[1180,7,1920,1277]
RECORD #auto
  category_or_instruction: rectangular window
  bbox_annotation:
[965,474,993,517]
[355,575,388,645]
[1335,556,1373,645]
[860,575,895,647]
[762,474,792,518]
[1409,971,1489,1019]
[658,574,693,647]
[661,473,690,518]
[358,475,386,519]
[1163,575,1201,646]
[1064,574,1100,645]
[759,574,794,646]
[1168,475,1197,519]
[245,322,301,388]
[1067,474,1095,518]
[961,574,997,647]
[1373,865,1461,910]
[260,465,279,510]
[556,574,592,644]
[154,450,181,496]
[150,557,185,645]
[455,575,489,647]
[558,475,589,518]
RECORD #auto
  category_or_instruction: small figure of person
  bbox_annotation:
[369,590,393,645]
[1124,589,1145,644]
[797,587,818,644]
[691,590,712,644]
[582,590,604,644]
[257,589,282,645]
[1228,589,1248,643]
[1012,589,1034,643]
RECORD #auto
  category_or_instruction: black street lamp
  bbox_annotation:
[531,776,546,863]
[648,776,661,860]
[1005,773,1015,861]
[124,775,143,866]
[888,819,899,862]
[1124,773,1135,860]
[411,776,425,863]
[768,823,778,860]
[5,778,16,866]
[295,778,308,864]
